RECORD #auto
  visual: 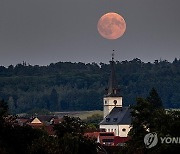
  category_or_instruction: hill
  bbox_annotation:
[0,58,180,113]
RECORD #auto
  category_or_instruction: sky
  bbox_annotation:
[0,0,180,66]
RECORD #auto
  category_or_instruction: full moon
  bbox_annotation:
[97,12,126,40]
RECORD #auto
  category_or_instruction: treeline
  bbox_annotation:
[0,58,180,113]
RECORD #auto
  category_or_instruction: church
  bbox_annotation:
[99,56,131,137]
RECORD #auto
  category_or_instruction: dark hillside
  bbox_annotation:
[0,58,180,113]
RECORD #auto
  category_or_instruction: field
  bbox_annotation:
[53,110,103,120]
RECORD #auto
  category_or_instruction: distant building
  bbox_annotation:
[99,56,131,137]
[84,132,114,146]
[28,117,44,128]
[16,115,62,135]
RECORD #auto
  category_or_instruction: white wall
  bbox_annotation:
[103,97,122,118]
[118,125,131,137]
[100,124,131,137]
[100,125,119,136]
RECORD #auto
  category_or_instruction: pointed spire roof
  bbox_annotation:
[105,53,120,97]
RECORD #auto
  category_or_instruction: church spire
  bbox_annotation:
[106,53,120,97]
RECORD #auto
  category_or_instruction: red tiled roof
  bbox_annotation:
[84,132,99,139]
[114,136,130,145]
[18,118,28,123]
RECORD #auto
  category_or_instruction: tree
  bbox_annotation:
[29,135,61,154]
[54,116,87,138]
[126,93,180,154]
[59,133,97,154]
[0,100,47,154]
[8,96,16,114]
[49,88,59,111]
[54,116,97,154]
[0,100,8,153]
[1,125,45,154]
[0,99,8,130]
[147,88,163,109]
[85,114,103,129]
[1,60,180,113]
[127,98,151,153]
[0,99,8,118]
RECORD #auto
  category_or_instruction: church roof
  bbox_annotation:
[99,107,132,125]
[105,56,121,97]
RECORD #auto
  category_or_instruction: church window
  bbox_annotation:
[113,100,117,105]
[114,129,116,135]
[106,118,110,122]
[113,118,118,122]
[122,128,126,132]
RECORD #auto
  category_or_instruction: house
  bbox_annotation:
[84,132,115,146]
[16,118,29,126]
[99,56,132,138]
[28,117,44,128]
[22,116,62,135]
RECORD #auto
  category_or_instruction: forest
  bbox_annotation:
[0,58,180,114]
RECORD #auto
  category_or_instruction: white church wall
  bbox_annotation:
[103,97,122,118]
[100,125,119,136]
[118,125,131,137]
[100,124,131,137]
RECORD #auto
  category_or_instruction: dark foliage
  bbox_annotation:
[54,116,97,154]
[126,90,180,154]
[147,88,163,108]
[0,100,45,154]
[0,58,180,113]
[0,101,98,154]
[0,100,8,118]
[54,116,87,137]
[84,114,103,129]
[29,135,61,154]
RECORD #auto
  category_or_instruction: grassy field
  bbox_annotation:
[18,110,103,120]
[53,110,103,120]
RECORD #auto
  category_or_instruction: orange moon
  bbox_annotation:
[97,12,126,40]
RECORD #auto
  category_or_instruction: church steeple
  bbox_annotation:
[106,53,120,97]
[103,53,122,118]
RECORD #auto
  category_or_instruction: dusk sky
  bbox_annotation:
[0,0,180,66]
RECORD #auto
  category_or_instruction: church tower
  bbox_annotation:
[103,55,122,118]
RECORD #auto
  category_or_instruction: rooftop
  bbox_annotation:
[99,107,132,125]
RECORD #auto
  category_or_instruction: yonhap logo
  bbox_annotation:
[144,132,158,149]
[144,132,180,148]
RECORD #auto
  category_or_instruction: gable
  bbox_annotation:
[31,117,42,124]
